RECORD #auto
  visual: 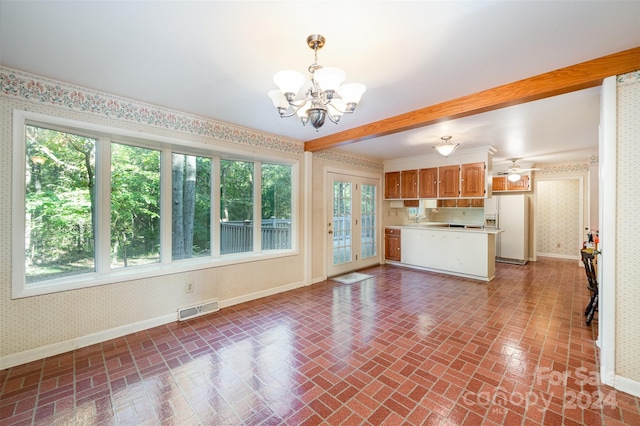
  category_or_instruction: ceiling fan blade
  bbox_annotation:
[517,167,542,172]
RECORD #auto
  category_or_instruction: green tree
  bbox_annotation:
[261,164,291,220]
[110,143,160,267]
[220,160,254,221]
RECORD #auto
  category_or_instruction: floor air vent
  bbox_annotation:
[178,300,219,321]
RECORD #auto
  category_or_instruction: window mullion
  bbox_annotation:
[160,149,172,264]
[95,137,112,274]
[254,161,262,253]
[211,157,221,257]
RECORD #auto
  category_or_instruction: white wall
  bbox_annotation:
[613,71,640,390]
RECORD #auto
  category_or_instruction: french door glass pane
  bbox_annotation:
[220,159,254,254]
[333,181,352,265]
[361,184,377,259]
[111,143,160,268]
[261,164,292,250]
[172,154,211,260]
[24,125,97,282]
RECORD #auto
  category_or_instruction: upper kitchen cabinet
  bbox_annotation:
[418,167,438,198]
[492,176,506,191]
[507,174,530,191]
[385,171,401,199]
[383,145,495,199]
[401,169,419,198]
[492,173,531,192]
[461,162,486,197]
[438,165,460,198]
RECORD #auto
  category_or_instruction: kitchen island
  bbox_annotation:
[385,224,502,281]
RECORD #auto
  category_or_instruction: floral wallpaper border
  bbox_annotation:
[617,70,640,87]
[314,150,383,170]
[0,66,304,155]
[534,161,590,175]
[0,66,385,170]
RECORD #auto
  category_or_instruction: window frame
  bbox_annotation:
[12,110,299,299]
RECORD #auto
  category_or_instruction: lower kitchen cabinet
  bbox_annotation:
[400,227,496,281]
[384,228,401,261]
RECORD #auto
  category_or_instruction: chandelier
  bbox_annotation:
[268,34,366,131]
[433,136,460,157]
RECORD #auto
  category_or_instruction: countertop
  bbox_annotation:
[387,223,503,234]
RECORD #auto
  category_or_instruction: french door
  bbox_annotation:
[327,173,379,276]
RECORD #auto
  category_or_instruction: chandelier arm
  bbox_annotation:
[277,109,302,119]
[325,113,340,124]
[277,99,310,118]
[326,101,355,115]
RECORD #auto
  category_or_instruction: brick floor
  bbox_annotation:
[1,258,638,425]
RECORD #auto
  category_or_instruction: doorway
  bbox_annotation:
[535,177,584,260]
[327,172,379,277]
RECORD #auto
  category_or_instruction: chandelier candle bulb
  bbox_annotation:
[269,34,366,130]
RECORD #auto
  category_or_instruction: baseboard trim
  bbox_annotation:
[311,276,327,284]
[218,280,305,309]
[616,375,640,397]
[536,253,580,261]
[1,279,307,370]
[0,313,176,370]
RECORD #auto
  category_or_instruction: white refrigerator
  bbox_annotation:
[485,194,529,265]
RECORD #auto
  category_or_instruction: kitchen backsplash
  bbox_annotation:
[428,208,484,225]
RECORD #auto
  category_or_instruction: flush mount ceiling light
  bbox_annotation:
[268,34,366,131]
[433,136,460,157]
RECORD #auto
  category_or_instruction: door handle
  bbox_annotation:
[328,230,333,234]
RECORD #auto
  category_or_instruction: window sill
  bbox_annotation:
[13,249,299,299]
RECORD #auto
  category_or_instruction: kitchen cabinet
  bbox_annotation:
[385,171,401,199]
[507,174,530,191]
[400,226,497,281]
[493,174,531,192]
[471,199,484,208]
[439,198,484,208]
[418,167,438,198]
[384,228,401,261]
[401,169,419,198]
[438,165,460,198]
[492,176,506,191]
[461,162,485,197]
[385,161,487,200]
[439,199,457,208]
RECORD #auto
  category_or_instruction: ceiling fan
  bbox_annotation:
[500,159,542,182]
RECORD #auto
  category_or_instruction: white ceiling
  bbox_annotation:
[1,1,639,166]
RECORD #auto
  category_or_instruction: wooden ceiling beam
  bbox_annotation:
[304,46,640,152]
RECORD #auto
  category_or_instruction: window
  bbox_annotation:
[220,159,254,255]
[261,164,292,250]
[111,143,161,268]
[13,111,297,298]
[24,125,97,283]
[360,184,377,259]
[171,153,211,261]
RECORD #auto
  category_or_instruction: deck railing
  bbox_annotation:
[220,219,291,254]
